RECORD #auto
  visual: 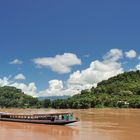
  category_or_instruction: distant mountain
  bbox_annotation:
[38,95,70,101]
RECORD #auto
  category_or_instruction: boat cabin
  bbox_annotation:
[0,112,78,125]
[0,112,74,121]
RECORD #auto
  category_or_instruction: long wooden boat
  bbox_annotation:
[0,112,78,125]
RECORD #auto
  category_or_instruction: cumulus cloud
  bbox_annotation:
[39,49,124,97]
[10,59,23,64]
[0,49,130,97]
[103,48,123,61]
[0,77,11,87]
[11,82,37,97]
[0,75,37,97]
[49,80,63,90]
[68,61,123,91]
[33,53,81,74]
[136,64,140,70]
[39,80,64,96]
[125,50,137,58]
[39,80,80,97]
[14,74,26,80]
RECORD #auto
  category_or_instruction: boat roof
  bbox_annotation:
[33,112,73,116]
[0,112,73,116]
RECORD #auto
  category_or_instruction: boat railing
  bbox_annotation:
[0,112,76,122]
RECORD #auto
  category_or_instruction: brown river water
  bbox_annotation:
[0,109,140,140]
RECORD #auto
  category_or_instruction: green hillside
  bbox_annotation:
[0,86,41,108]
[1,71,140,109]
[95,70,140,95]
[52,71,140,109]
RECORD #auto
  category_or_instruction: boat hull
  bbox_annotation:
[0,118,77,125]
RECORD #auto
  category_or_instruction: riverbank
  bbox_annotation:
[0,108,139,114]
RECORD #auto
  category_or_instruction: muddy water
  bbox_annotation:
[0,109,140,140]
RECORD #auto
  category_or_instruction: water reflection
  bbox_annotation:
[0,122,79,140]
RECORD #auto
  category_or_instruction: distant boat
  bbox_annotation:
[0,112,78,125]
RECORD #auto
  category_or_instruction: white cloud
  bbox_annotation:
[33,53,81,74]
[39,58,123,97]
[0,76,37,97]
[10,59,23,64]
[103,48,123,61]
[68,61,123,90]
[11,82,37,97]
[0,77,11,87]
[39,80,64,96]
[125,50,137,59]
[49,80,63,90]
[39,49,124,97]
[14,74,26,80]
[136,64,140,70]
[0,49,132,97]
[68,49,123,86]
[39,80,79,97]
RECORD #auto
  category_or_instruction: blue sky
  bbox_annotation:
[0,0,140,97]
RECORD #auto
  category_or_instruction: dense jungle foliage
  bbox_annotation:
[0,86,41,108]
[0,71,140,109]
[51,71,140,109]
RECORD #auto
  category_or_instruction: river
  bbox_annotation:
[0,109,140,140]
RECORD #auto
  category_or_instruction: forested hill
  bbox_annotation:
[0,86,41,108]
[51,71,140,109]
[1,71,140,109]
[95,70,140,95]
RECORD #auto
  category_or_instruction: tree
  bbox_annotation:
[43,99,51,108]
